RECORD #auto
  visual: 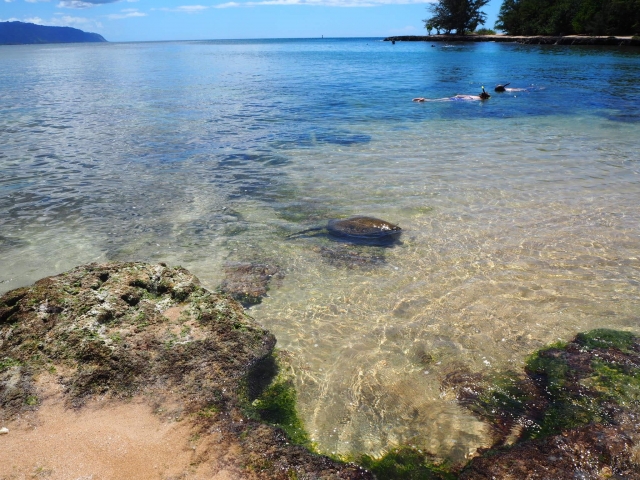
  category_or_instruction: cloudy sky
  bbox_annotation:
[1,0,502,42]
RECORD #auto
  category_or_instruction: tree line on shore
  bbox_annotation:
[425,0,640,36]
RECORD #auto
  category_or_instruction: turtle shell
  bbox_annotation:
[327,216,401,239]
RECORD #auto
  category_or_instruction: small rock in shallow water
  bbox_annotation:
[219,262,284,306]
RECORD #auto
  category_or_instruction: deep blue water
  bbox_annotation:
[1,38,639,459]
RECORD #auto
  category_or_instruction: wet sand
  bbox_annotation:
[0,376,246,480]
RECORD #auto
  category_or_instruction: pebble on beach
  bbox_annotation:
[0,427,9,435]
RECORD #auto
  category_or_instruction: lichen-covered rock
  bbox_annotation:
[459,420,639,479]
[0,262,372,479]
[0,262,271,412]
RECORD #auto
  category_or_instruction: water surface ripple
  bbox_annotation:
[1,39,639,461]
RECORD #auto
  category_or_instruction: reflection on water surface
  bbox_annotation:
[1,39,639,462]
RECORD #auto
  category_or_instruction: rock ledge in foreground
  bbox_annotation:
[0,262,371,479]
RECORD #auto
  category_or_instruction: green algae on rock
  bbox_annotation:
[453,328,640,479]
[243,351,312,448]
[0,262,373,479]
[0,262,271,413]
[367,329,640,479]
[358,447,456,480]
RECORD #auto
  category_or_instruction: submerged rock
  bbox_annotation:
[0,262,372,479]
[219,262,283,306]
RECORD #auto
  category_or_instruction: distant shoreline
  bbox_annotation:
[384,34,640,47]
[0,21,106,45]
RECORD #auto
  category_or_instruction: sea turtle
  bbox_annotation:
[494,83,511,92]
[287,216,402,245]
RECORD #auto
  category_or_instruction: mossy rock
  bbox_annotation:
[574,328,636,351]
[0,262,373,479]
[242,352,311,447]
[0,262,274,412]
[358,447,456,480]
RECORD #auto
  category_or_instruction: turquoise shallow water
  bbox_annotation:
[1,38,639,461]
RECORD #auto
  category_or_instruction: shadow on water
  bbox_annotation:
[314,244,389,269]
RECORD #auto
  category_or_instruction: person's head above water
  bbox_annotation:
[479,87,491,100]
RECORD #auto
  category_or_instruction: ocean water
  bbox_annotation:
[1,38,639,461]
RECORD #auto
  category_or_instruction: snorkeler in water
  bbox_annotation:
[478,87,491,99]
[494,83,528,92]
[413,87,490,102]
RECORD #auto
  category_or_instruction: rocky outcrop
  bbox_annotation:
[3,262,640,479]
[450,329,640,478]
[0,262,372,479]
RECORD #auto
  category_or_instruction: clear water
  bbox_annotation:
[1,38,639,462]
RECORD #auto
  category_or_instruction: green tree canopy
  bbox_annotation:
[424,0,490,34]
[495,0,640,35]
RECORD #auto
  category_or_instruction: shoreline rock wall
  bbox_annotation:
[384,34,640,46]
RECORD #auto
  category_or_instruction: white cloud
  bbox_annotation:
[50,14,99,27]
[7,13,103,30]
[107,9,147,19]
[158,5,209,13]
[25,0,51,3]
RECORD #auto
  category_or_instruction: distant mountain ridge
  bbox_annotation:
[0,21,107,45]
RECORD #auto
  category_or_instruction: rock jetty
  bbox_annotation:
[384,34,640,46]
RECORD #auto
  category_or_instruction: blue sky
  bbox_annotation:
[2,0,503,42]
